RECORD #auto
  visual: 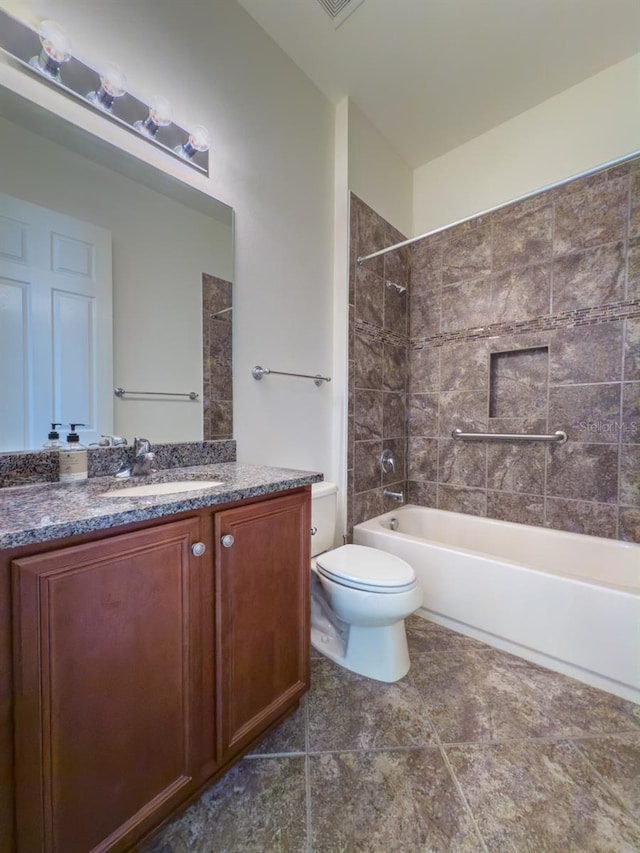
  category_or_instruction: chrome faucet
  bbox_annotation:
[383,488,404,503]
[115,436,156,478]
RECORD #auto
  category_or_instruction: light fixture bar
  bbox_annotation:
[0,9,210,176]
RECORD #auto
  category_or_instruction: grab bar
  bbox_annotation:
[452,428,567,443]
[251,365,331,386]
[114,387,199,400]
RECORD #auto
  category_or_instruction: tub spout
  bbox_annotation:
[383,488,404,503]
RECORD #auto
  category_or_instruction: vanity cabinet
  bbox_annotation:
[6,487,311,853]
[215,492,310,759]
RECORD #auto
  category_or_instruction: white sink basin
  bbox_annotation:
[100,480,224,498]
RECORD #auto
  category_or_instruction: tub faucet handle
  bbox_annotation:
[380,449,396,473]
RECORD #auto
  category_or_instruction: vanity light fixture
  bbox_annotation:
[86,63,127,112]
[0,9,210,176]
[134,96,173,137]
[175,125,211,159]
[29,20,72,80]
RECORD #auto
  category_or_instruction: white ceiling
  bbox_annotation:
[235,0,640,168]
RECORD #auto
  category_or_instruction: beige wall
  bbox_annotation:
[1,0,336,476]
[348,101,413,238]
[413,53,640,235]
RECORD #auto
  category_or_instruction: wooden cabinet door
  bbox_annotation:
[12,518,209,853]
[215,491,310,757]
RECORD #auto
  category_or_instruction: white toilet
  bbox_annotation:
[310,482,422,682]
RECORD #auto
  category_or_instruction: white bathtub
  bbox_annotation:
[354,506,640,703]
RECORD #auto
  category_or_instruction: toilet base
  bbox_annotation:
[311,620,411,682]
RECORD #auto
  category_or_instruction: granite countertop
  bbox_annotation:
[0,463,323,550]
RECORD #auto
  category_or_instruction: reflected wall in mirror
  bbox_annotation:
[0,85,234,452]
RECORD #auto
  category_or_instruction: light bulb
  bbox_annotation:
[134,96,173,138]
[175,125,210,159]
[29,20,72,79]
[87,63,127,111]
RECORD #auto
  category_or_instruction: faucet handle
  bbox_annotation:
[133,436,150,454]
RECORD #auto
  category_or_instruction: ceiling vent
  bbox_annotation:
[316,0,367,28]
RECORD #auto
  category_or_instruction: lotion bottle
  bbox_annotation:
[59,423,88,483]
[43,423,65,449]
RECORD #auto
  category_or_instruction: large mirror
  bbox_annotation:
[0,84,234,452]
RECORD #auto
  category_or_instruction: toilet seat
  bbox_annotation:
[315,544,417,594]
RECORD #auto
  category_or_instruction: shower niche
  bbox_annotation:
[489,347,549,419]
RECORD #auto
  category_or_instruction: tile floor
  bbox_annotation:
[144,616,640,852]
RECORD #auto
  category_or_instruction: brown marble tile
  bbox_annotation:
[308,658,435,751]
[409,290,440,339]
[577,733,640,821]
[408,436,438,481]
[354,440,382,493]
[545,497,618,538]
[383,343,408,392]
[447,740,640,852]
[384,280,408,336]
[382,391,406,440]
[382,437,406,486]
[439,390,489,437]
[627,236,640,300]
[490,262,551,323]
[438,440,487,489]
[486,491,545,526]
[384,242,409,292]
[406,615,487,654]
[408,393,439,436]
[492,204,553,272]
[144,756,307,853]
[625,317,640,381]
[550,322,624,385]
[554,176,629,255]
[442,224,492,285]
[547,443,619,504]
[437,484,487,516]
[548,383,621,444]
[310,749,483,853]
[407,479,438,507]
[439,340,489,392]
[353,488,383,526]
[411,648,640,743]
[355,264,384,327]
[552,242,626,312]
[486,442,545,494]
[411,234,443,277]
[354,196,386,278]
[409,344,440,393]
[630,167,640,238]
[354,389,383,441]
[247,700,306,756]
[440,277,493,333]
[620,444,640,506]
[619,506,640,542]
[208,401,232,439]
[489,347,548,418]
[354,332,384,389]
[621,382,640,443]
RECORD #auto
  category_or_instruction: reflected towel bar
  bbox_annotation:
[114,387,199,400]
[251,366,331,386]
[452,428,567,443]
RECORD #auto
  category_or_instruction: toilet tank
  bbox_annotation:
[311,481,338,557]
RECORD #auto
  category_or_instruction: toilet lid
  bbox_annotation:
[315,544,416,592]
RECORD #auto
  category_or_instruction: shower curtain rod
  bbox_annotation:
[356,149,640,266]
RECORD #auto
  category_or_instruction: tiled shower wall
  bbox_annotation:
[348,155,640,543]
[202,273,233,440]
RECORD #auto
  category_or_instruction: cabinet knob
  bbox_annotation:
[191,542,207,557]
[310,526,318,536]
[221,534,235,548]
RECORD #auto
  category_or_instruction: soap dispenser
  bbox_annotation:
[43,423,65,449]
[59,423,88,483]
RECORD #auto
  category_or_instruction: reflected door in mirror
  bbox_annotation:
[0,193,113,450]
